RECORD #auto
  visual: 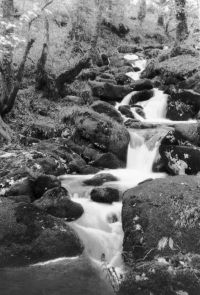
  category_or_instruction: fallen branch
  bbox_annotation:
[28,0,53,30]
[56,55,91,96]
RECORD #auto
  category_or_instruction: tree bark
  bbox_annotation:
[175,0,188,42]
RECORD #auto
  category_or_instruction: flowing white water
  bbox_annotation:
[60,53,170,271]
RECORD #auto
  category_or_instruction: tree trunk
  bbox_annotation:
[0,0,15,115]
[175,0,188,42]
[89,0,103,66]
[138,0,146,23]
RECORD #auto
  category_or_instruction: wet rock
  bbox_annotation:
[89,81,132,102]
[92,152,124,169]
[91,100,123,123]
[61,106,130,161]
[166,90,200,120]
[22,120,62,140]
[142,55,200,84]
[130,90,154,105]
[118,45,142,53]
[68,156,87,174]
[0,198,83,267]
[79,165,100,175]
[5,178,35,200]
[33,187,84,220]
[83,173,118,186]
[118,105,135,119]
[77,68,98,81]
[33,174,61,199]
[115,73,132,85]
[7,194,32,203]
[63,95,84,105]
[125,119,158,129]
[174,123,200,146]
[91,187,120,204]
[130,79,153,91]
[119,253,200,295]
[159,145,200,175]
[122,176,200,262]
[180,72,200,93]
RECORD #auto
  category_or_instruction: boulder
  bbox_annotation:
[0,198,83,267]
[33,174,61,199]
[130,90,154,105]
[22,120,62,140]
[91,187,120,204]
[142,55,200,85]
[5,174,61,201]
[174,123,200,146]
[130,79,153,91]
[115,73,132,85]
[119,253,200,295]
[89,81,132,102]
[90,100,123,123]
[61,106,130,161]
[91,152,124,169]
[118,105,135,119]
[33,187,84,220]
[166,95,197,120]
[159,145,200,175]
[83,173,118,186]
[166,89,200,120]
[122,176,200,262]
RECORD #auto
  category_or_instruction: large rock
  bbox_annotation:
[159,144,200,175]
[166,95,198,120]
[5,174,61,201]
[118,105,135,119]
[91,152,124,169]
[91,187,120,204]
[90,100,123,123]
[83,173,118,186]
[0,198,83,267]
[119,253,200,295]
[166,90,200,120]
[33,187,84,220]
[130,90,154,105]
[61,106,130,161]
[130,79,153,91]
[122,176,200,262]
[174,123,200,146]
[89,81,132,102]
[142,55,200,85]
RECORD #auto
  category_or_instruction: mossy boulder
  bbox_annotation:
[61,106,130,161]
[122,176,200,262]
[0,198,83,267]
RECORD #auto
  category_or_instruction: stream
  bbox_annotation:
[0,53,195,295]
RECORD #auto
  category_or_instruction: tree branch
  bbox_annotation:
[28,0,53,30]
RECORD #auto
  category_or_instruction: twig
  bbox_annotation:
[28,0,53,30]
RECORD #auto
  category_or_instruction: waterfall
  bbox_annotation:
[60,54,168,271]
[127,131,159,172]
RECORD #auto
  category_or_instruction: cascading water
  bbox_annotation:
[59,54,171,274]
